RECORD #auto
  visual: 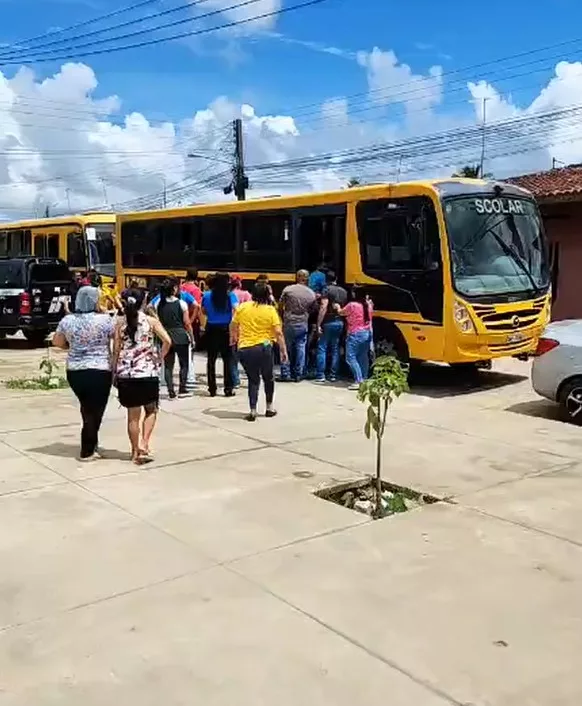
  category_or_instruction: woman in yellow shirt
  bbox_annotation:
[230,282,288,422]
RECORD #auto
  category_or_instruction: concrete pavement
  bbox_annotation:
[0,347,581,705]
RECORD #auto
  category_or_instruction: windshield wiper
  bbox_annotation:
[457,213,508,254]
[481,225,539,294]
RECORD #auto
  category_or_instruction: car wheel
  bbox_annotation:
[558,377,582,425]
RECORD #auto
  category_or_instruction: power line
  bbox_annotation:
[0,0,332,64]
[268,33,582,119]
[0,0,215,60]
[0,0,162,54]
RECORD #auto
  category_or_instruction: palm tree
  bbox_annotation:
[453,165,481,178]
[452,165,493,179]
[347,177,361,188]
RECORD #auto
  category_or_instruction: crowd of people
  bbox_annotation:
[53,266,375,462]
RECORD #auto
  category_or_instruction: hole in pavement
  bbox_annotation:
[315,477,442,520]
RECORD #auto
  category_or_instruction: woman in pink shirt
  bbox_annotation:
[340,286,373,389]
[230,275,252,303]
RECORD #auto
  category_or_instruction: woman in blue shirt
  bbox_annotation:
[202,272,238,397]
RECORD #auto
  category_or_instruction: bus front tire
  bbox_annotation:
[373,323,414,367]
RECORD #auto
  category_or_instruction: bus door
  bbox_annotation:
[356,196,443,322]
[293,204,347,283]
[66,229,88,278]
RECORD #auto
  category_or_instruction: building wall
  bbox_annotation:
[541,201,582,321]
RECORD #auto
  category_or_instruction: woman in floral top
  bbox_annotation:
[112,288,171,465]
[53,286,115,462]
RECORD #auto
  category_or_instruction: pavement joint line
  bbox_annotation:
[0,492,370,636]
[0,421,78,435]
[390,411,579,463]
[451,459,581,502]
[0,480,69,499]
[462,505,582,550]
[0,435,224,565]
[225,562,464,706]
[0,567,210,636]
[74,443,270,482]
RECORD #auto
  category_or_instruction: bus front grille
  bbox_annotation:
[488,338,535,354]
[472,296,546,332]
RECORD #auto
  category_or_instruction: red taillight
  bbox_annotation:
[535,337,559,356]
[19,292,31,316]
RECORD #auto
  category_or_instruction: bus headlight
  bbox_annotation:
[454,301,476,334]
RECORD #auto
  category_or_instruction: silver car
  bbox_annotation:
[532,319,582,424]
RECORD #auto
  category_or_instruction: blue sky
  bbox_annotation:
[2,0,581,123]
[2,0,582,216]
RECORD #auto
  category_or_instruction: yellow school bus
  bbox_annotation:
[116,179,551,366]
[0,213,118,304]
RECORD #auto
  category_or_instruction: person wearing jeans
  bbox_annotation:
[340,286,374,390]
[52,286,115,461]
[230,282,288,421]
[345,328,372,385]
[278,269,316,382]
[315,270,348,382]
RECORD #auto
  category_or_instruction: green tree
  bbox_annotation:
[357,356,409,518]
[452,164,493,179]
[347,177,361,188]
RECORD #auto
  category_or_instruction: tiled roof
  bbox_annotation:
[506,165,582,200]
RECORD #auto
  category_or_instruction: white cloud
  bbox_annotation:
[4,54,582,220]
[356,47,443,129]
[198,0,282,33]
[467,61,582,175]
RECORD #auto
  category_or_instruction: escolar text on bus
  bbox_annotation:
[474,198,526,215]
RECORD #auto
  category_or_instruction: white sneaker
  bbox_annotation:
[348,382,361,391]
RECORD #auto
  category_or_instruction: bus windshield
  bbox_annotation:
[444,196,550,298]
[86,223,115,277]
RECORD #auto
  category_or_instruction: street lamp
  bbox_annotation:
[187,152,232,165]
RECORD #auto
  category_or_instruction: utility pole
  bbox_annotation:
[223,118,248,201]
[162,176,167,208]
[65,188,72,212]
[479,97,489,178]
[233,118,248,201]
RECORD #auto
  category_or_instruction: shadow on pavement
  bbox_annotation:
[409,364,527,399]
[28,442,130,461]
[506,399,563,422]
[0,339,35,351]
[202,408,248,421]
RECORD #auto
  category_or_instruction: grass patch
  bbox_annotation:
[4,349,68,391]
[5,376,68,391]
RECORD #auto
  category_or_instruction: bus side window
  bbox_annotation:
[194,216,237,270]
[239,212,292,271]
[47,233,60,258]
[23,229,31,254]
[67,231,86,268]
[34,235,46,257]
[357,197,439,272]
[0,231,7,257]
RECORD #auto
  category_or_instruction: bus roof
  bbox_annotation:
[0,212,116,229]
[118,178,533,222]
